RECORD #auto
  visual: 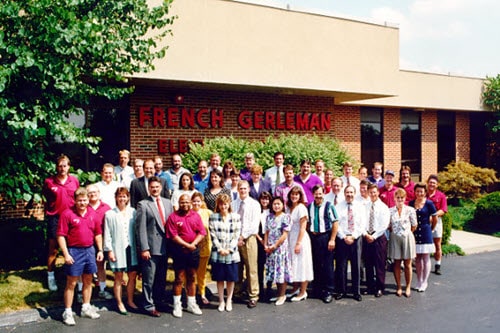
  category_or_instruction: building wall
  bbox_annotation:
[421,111,438,180]
[383,108,402,174]
[130,86,345,162]
[456,112,471,162]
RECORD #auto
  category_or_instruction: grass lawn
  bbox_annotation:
[0,257,178,314]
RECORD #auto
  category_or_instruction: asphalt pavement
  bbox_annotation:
[1,230,500,333]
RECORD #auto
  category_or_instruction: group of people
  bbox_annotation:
[43,150,447,326]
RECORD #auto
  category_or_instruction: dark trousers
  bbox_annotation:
[363,236,388,292]
[335,237,361,295]
[309,232,335,295]
[141,255,167,311]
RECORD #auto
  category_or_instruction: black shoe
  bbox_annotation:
[354,294,363,302]
[334,293,345,301]
[375,290,383,298]
[323,293,333,303]
[435,264,442,275]
[247,300,257,308]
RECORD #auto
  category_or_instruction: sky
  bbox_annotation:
[240,0,500,78]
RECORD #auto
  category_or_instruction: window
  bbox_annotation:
[437,111,456,171]
[361,107,383,170]
[401,109,421,180]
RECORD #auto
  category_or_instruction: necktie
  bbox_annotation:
[313,205,320,232]
[347,203,354,233]
[276,167,281,186]
[156,197,165,226]
[368,202,375,234]
[334,194,338,206]
[347,177,350,186]
[238,200,245,221]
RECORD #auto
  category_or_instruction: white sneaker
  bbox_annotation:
[77,293,83,304]
[62,311,76,326]
[48,276,58,292]
[81,306,100,319]
[217,301,225,312]
[172,303,183,318]
[98,290,113,300]
[186,302,202,315]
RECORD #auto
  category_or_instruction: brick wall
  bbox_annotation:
[0,195,44,221]
[421,110,438,180]
[331,105,361,161]
[129,86,361,164]
[456,112,470,162]
[383,108,402,173]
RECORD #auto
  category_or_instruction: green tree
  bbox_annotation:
[482,74,500,133]
[0,0,175,203]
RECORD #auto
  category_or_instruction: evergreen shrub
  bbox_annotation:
[438,161,498,200]
[182,134,355,175]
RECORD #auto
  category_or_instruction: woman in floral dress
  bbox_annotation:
[264,196,292,306]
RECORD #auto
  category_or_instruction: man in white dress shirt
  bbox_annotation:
[340,161,360,193]
[264,151,285,193]
[325,177,344,208]
[334,185,367,302]
[362,183,390,297]
[114,150,134,189]
[232,180,261,308]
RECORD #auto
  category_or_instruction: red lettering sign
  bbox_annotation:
[139,106,151,127]
[238,110,252,129]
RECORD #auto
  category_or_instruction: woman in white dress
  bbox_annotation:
[286,186,313,301]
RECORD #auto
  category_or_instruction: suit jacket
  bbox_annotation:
[130,176,171,209]
[248,179,272,201]
[135,196,173,256]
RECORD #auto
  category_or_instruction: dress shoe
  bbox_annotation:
[334,293,345,301]
[291,292,308,302]
[323,293,334,303]
[354,294,363,302]
[218,301,225,312]
[148,309,161,317]
[247,300,257,308]
[375,290,383,298]
[275,296,286,306]
[286,289,300,298]
[225,300,233,312]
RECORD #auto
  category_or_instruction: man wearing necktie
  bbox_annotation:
[334,185,367,302]
[362,184,390,298]
[232,180,262,308]
[264,152,285,193]
[307,185,338,303]
[136,176,173,317]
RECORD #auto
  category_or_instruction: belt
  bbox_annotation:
[309,231,330,236]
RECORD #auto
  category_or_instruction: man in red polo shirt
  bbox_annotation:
[427,174,448,275]
[57,188,103,326]
[166,194,206,318]
[42,154,80,292]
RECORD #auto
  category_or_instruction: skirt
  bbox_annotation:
[211,262,239,282]
[388,232,416,260]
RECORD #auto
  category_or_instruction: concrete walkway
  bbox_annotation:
[450,229,500,254]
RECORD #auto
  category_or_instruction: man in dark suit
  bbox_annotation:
[248,164,272,201]
[136,176,173,317]
[130,159,171,209]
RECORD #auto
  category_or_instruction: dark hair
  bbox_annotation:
[274,152,284,159]
[208,169,225,189]
[179,172,195,190]
[427,174,439,182]
[258,191,273,211]
[270,196,285,214]
[114,187,130,205]
[312,184,324,194]
[148,176,162,184]
[414,182,427,193]
[287,186,305,208]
